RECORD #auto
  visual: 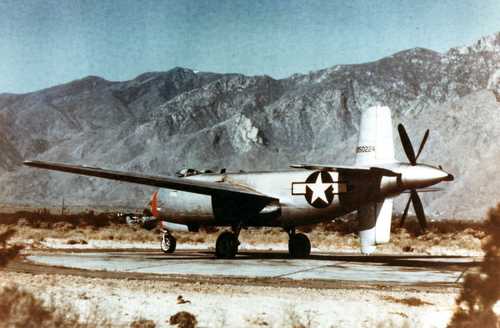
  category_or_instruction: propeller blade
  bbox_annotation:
[397,124,417,165]
[415,129,430,161]
[410,190,427,232]
[400,196,412,227]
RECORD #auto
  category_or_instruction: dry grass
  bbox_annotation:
[448,204,500,327]
[0,227,109,328]
[282,306,317,328]
[0,225,154,328]
[0,268,457,328]
[0,208,123,228]
[0,228,23,267]
[130,319,156,328]
[169,311,197,328]
[0,284,116,328]
[241,219,484,253]
[5,223,160,244]
[0,284,78,328]
[245,315,269,327]
[1,220,486,255]
[376,319,412,328]
[4,221,484,254]
[381,295,433,307]
[0,208,487,253]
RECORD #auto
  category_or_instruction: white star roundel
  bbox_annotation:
[292,171,335,208]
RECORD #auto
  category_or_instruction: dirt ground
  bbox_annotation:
[0,212,491,327]
[0,270,460,328]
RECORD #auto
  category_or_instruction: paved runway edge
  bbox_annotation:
[4,249,479,292]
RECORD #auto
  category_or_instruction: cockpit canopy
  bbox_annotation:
[175,168,217,177]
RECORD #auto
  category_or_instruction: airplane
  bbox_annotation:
[24,106,454,258]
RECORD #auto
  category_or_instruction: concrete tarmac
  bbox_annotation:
[26,249,479,287]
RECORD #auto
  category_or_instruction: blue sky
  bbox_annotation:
[1,0,500,94]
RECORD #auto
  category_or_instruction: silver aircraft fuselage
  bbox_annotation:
[155,162,452,228]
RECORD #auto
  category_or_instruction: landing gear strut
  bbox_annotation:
[160,231,176,253]
[215,225,241,259]
[287,228,311,258]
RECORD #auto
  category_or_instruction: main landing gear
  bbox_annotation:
[160,231,176,253]
[287,228,311,258]
[160,224,311,259]
[215,225,241,259]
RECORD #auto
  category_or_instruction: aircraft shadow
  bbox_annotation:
[237,251,478,269]
[140,250,480,270]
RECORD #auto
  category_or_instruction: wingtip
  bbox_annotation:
[23,160,46,167]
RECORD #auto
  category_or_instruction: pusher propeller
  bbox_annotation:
[397,124,431,232]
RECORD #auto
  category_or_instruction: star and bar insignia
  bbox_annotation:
[292,171,347,208]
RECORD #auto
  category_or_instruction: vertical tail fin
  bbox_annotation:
[356,106,395,254]
[358,199,393,254]
[355,106,395,165]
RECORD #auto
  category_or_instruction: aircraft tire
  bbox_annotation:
[160,233,176,253]
[288,233,311,258]
[215,231,239,259]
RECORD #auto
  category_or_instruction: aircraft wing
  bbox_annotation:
[290,164,400,177]
[24,160,277,203]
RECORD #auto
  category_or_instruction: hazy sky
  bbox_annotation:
[1,0,500,94]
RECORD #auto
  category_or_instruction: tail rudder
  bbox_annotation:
[355,105,395,166]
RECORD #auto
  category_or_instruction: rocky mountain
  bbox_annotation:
[0,32,499,219]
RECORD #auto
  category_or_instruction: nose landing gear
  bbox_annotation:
[160,231,176,253]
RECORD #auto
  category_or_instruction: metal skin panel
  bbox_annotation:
[355,105,395,166]
[358,199,393,254]
[354,106,396,254]
[375,199,393,244]
[157,189,214,224]
[149,161,451,229]
[154,169,379,228]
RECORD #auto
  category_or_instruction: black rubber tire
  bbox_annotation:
[160,233,176,253]
[215,231,239,259]
[288,233,311,258]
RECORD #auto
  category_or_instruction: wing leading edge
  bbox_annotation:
[24,160,277,203]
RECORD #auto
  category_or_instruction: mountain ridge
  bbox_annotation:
[0,31,499,219]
